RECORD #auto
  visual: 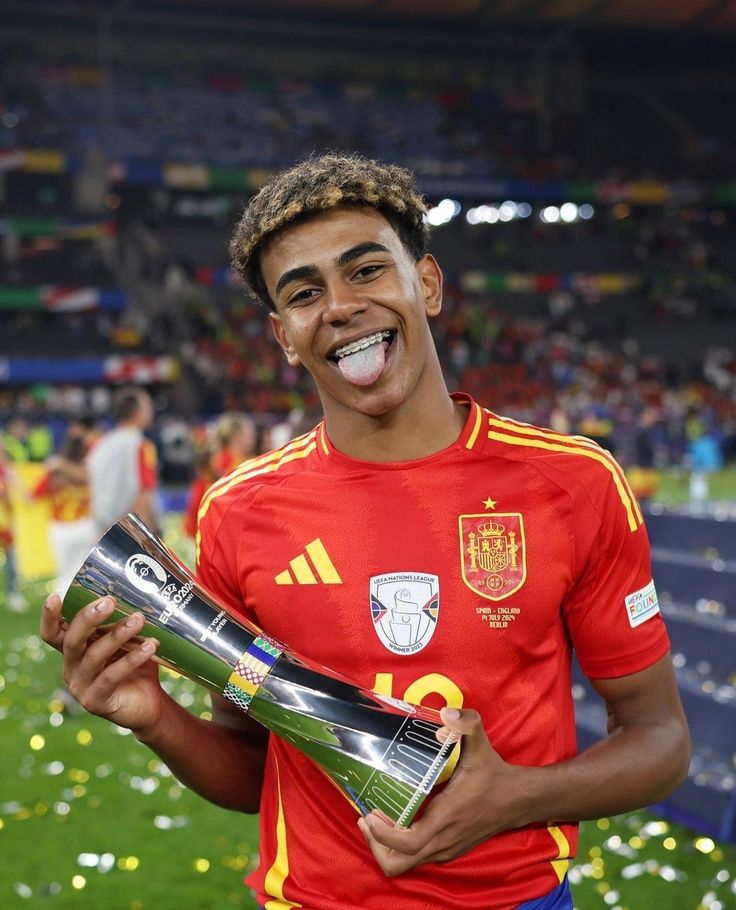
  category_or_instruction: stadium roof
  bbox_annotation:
[113,0,736,30]
[169,0,736,31]
[5,0,736,33]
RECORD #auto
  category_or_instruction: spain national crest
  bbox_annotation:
[458,512,526,601]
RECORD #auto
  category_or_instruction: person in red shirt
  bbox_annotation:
[183,445,218,540]
[211,411,258,476]
[32,436,97,591]
[41,155,690,910]
[183,412,257,540]
[1,446,26,612]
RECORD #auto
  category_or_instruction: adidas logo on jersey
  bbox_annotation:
[274,539,342,585]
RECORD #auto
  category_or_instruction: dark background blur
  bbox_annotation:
[1,0,734,482]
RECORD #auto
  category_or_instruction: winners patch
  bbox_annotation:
[625,579,660,628]
[370,573,439,656]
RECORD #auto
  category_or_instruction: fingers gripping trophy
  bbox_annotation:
[60,513,460,827]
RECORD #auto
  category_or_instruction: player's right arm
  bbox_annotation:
[40,593,267,813]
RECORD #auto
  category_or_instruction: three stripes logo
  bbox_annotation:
[274,538,342,586]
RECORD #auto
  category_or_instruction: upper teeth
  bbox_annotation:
[334,331,391,359]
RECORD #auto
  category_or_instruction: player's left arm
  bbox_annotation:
[359,653,689,875]
[361,453,690,875]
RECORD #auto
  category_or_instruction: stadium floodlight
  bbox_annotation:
[498,201,516,222]
[426,198,460,226]
[498,200,517,221]
[477,205,499,224]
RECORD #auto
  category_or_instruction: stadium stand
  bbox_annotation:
[575,508,736,842]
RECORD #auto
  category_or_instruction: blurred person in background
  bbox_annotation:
[265,406,322,450]
[183,412,257,539]
[183,442,219,540]
[32,435,96,592]
[211,411,257,475]
[158,416,195,486]
[0,446,26,612]
[1,417,31,464]
[1,416,54,464]
[687,424,724,503]
[87,387,159,535]
[67,414,102,453]
[627,405,662,506]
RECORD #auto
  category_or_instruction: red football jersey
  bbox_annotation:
[32,471,91,522]
[138,438,158,491]
[196,393,670,910]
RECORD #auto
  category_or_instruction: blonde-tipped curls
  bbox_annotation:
[228,153,429,309]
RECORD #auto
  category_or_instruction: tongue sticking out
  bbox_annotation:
[337,341,389,386]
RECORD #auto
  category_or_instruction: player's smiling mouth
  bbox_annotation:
[328,330,395,363]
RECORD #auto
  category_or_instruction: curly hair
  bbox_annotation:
[229,153,430,309]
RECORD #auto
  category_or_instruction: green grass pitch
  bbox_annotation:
[2,533,735,908]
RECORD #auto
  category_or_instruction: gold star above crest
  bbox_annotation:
[483,497,497,510]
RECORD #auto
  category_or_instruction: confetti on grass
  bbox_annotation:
[2,520,736,909]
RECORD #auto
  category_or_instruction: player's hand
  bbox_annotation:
[357,707,531,876]
[40,592,165,734]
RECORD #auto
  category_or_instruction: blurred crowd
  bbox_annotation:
[1,27,735,563]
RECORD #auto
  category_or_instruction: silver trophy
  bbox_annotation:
[61,513,459,826]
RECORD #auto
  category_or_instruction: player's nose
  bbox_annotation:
[321,282,367,326]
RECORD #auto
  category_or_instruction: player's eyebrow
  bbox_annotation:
[275,242,391,296]
[275,265,318,296]
[335,241,391,268]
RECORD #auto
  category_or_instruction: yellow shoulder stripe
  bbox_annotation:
[487,425,641,532]
[206,428,318,502]
[487,413,643,526]
[318,423,330,456]
[199,429,317,512]
[195,431,317,562]
[465,401,484,450]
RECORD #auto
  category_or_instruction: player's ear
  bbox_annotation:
[417,254,443,318]
[269,313,302,367]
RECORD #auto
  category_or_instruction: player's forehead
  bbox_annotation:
[260,206,403,286]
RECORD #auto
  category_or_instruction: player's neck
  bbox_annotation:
[323,387,467,463]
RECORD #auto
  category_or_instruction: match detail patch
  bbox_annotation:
[625,579,660,628]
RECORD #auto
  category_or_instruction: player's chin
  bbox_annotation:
[346,382,410,419]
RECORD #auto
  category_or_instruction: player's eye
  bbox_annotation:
[288,287,319,305]
[353,264,383,280]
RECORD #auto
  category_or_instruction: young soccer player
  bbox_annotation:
[42,154,690,910]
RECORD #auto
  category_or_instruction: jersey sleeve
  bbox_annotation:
[138,439,158,491]
[562,458,670,679]
[195,494,248,620]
